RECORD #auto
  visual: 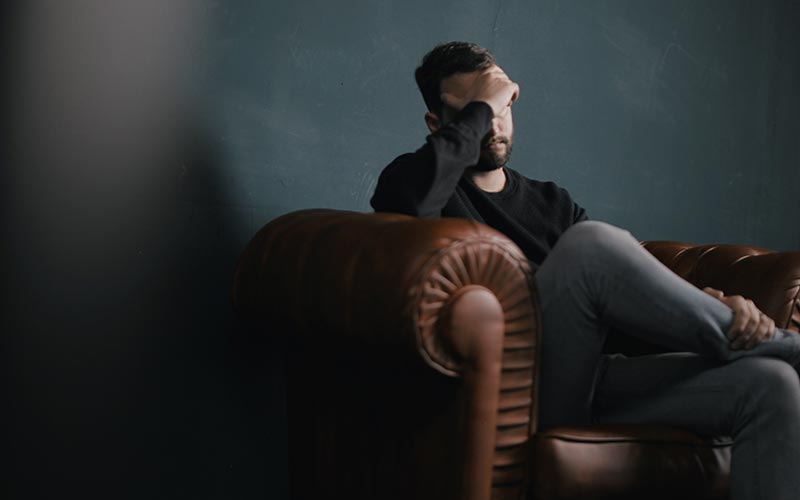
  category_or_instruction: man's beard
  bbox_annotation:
[474,135,513,172]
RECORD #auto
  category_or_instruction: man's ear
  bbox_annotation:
[424,111,442,134]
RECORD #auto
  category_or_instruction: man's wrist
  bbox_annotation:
[454,101,493,136]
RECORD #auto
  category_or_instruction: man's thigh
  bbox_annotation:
[592,353,800,499]
[593,353,794,435]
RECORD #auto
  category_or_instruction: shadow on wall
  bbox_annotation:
[2,2,283,499]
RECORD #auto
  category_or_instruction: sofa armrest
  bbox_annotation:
[643,241,800,332]
[232,209,541,499]
[233,209,538,373]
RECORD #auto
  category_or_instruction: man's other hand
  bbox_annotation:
[702,287,775,350]
[440,65,519,117]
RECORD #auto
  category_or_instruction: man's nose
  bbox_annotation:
[491,117,503,135]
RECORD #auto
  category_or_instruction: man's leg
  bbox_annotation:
[594,353,800,500]
[535,220,800,428]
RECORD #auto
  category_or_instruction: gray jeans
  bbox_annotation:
[535,220,800,500]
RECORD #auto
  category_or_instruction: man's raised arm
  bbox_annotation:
[371,65,520,218]
[369,101,493,218]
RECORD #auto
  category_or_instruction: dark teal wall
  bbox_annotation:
[3,1,798,499]
[212,0,800,250]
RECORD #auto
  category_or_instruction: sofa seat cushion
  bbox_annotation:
[530,424,731,500]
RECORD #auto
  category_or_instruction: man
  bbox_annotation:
[371,41,800,499]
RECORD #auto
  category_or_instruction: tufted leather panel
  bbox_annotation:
[233,209,539,500]
[643,241,800,332]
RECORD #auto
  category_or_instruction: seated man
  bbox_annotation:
[371,41,800,500]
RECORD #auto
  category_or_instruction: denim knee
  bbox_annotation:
[550,220,636,266]
[561,219,631,247]
[736,357,800,426]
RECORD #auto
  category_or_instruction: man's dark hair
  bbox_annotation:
[415,41,496,115]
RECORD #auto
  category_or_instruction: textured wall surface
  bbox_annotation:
[211,0,800,250]
[3,1,798,499]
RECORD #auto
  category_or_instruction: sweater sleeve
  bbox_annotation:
[370,101,494,218]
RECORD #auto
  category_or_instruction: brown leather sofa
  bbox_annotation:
[232,209,800,500]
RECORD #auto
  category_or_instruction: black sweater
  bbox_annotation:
[370,101,587,270]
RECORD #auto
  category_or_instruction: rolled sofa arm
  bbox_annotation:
[233,208,539,376]
[232,209,541,499]
[643,241,800,332]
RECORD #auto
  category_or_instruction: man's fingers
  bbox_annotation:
[726,295,748,341]
[494,80,520,111]
[703,287,724,300]
[742,316,761,349]
[746,318,768,349]
[727,296,758,349]
[482,65,508,77]
[729,298,774,350]
[744,314,775,350]
[757,314,774,343]
[734,303,759,349]
[744,300,759,328]
[722,293,776,350]
[510,82,520,104]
